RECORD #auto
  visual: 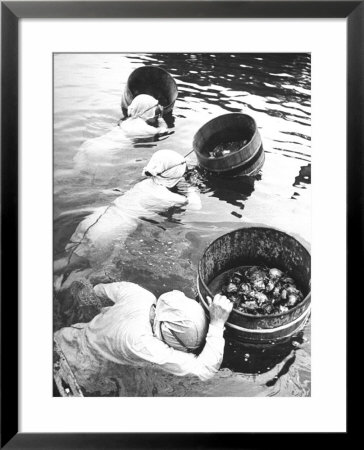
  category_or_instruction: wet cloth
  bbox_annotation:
[121,94,166,137]
[66,150,195,262]
[153,291,209,352]
[119,117,166,138]
[74,95,166,175]
[143,149,201,209]
[143,149,187,188]
[127,94,159,121]
[65,178,187,262]
[54,282,225,381]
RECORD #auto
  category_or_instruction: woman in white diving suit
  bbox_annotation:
[74,94,170,180]
[54,149,202,279]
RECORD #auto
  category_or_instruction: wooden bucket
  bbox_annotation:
[121,66,178,117]
[197,227,311,345]
[193,113,264,176]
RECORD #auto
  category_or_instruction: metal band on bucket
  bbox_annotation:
[225,305,311,333]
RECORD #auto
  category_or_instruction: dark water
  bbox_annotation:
[54,53,311,397]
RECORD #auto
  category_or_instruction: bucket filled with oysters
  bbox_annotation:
[197,227,311,344]
[220,266,304,316]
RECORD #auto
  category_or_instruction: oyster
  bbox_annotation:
[285,286,301,296]
[225,283,238,294]
[262,303,274,314]
[269,268,283,280]
[287,294,300,307]
[265,279,275,293]
[280,289,288,301]
[228,294,240,305]
[231,272,243,285]
[217,265,305,317]
[245,267,267,283]
[238,283,251,296]
[209,140,249,159]
[242,300,259,314]
[272,285,282,299]
[255,292,269,306]
[252,279,266,292]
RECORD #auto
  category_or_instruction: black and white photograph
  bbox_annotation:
[53,52,311,398]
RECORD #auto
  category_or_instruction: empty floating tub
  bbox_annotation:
[121,66,178,117]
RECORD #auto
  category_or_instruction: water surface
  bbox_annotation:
[54,53,311,397]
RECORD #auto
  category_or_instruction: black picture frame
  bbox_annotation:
[1,1,358,448]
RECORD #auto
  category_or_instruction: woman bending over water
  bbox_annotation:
[54,150,201,276]
[74,94,169,179]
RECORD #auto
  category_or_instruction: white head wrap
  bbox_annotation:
[153,291,208,352]
[127,94,159,121]
[142,150,187,188]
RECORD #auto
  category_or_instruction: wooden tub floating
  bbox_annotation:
[121,66,178,117]
[193,113,265,177]
[197,227,311,345]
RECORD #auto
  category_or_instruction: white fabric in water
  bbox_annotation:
[119,117,166,138]
[54,282,225,381]
[127,94,158,121]
[153,290,209,352]
[65,178,187,262]
[74,122,163,177]
[73,95,165,176]
[142,149,186,188]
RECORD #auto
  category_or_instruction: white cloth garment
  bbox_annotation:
[153,291,209,352]
[54,282,225,381]
[142,149,187,188]
[120,94,167,137]
[67,150,192,262]
[73,95,166,176]
[127,94,159,121]
[65,178,187,262]
[73,127,129,175]
[119,117,167,138]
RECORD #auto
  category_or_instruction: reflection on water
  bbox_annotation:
[54,53,311,396]
[188,167,259,212]
[294,163,311,187]
[222,329,307,375]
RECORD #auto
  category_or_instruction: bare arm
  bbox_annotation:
[173,180,202,210]
[185,186,202,210]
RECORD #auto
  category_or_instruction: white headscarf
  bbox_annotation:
[153,291,208,352]
[142,150,187,188]
[127,94,159,121]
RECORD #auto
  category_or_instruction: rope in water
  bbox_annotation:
[184,148,195,158]
[66,203,114,266]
